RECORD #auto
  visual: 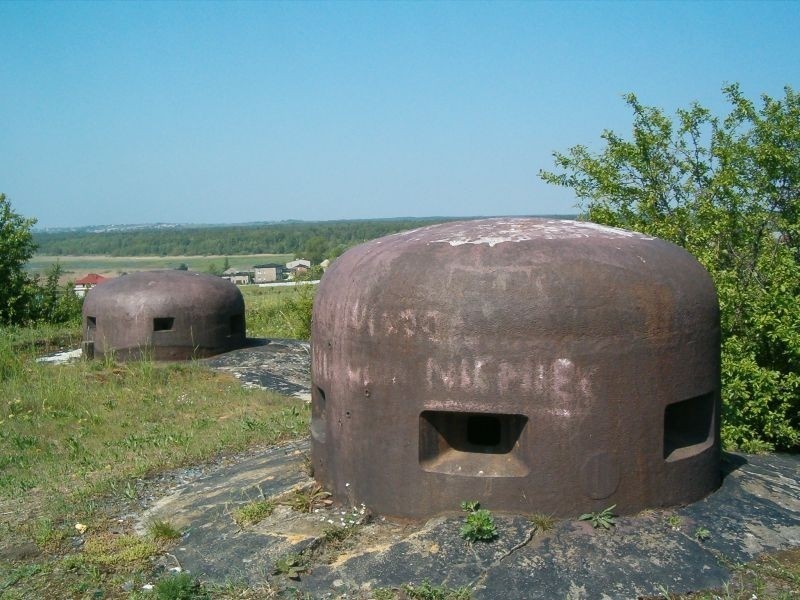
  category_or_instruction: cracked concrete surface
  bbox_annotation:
[203,338,312,401]
[134,440,798,599]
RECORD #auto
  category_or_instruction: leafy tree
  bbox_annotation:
[32,218,467,257]
[302,235,329,264]
[0,194,37,325]
[540,84,800,452]
[28,262,83,324]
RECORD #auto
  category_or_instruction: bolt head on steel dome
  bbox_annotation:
[82,270,246,361]
[311,218,721,519]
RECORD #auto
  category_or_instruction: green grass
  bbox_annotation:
[241,284,315,340]
[394,581,472,600]
[2,320,83,355]
[280,482,331,513]
[26,253,295,279]
[0,358,307,506]
[0,324,309,598]
[232,500,276,526]
[529,513,556,534]
[148,520,183,541]
[652,548,800,599]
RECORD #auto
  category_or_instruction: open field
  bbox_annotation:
[0,324,309,599]
[26,253,295,280]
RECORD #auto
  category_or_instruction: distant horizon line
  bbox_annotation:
[33,213,581,234]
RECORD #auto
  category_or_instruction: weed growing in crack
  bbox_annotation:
[529,513,555,534]
[154,572,210,599]
[232,500,275,526]
[579,505,617,530]
[273,552,308,580]
[694,526,711,542]
[147,520,182,541]
[400,580,471,599]
[459,500,497,543]
[282,483,331,513]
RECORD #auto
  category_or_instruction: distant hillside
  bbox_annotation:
[32,216,579,259]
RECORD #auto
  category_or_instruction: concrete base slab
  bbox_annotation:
[203,339,311,400]
[134,440,798,599]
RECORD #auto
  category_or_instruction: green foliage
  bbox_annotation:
[293,264,324,281]
[0,194,83,326]
[80,534,159,567]
[0,354,309,504]
[459,500,497,542]
[540,84,800,452]
[322,523,359,545]
[148,520,182,541]
[232,500,275,526]
[32,218,465,258]
[400,581,472,600]
[529,513,556,534]
[273,552,308,579]
[695,526,712,542]
[0,336,25,382]
[205,261,222,276]
[155,572,210,600]
[244,285,315,340]
[579,505,617,530]
[0,194,38,325]
[27,262,83,325]
[282,483,331,513]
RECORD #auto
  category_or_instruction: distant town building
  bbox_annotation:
[285,258,311,279]
[286,259,311,270]
[221,267,252,285]
[74,273,108,297]
[253,263,286,284]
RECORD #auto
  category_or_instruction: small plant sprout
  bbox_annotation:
[154,572,209,600]
[459,500,498,543]
[400,580,471,600]
[231,500,275,527]
[529,513,555,534]
[148,519,182,541]
[665,515,681,531]
[694,526,711,542]
[273,552,308,580]
[233,499,276,526]
[579,505,617,530]
[283,483,332,513]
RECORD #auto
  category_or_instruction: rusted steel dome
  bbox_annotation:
[311,218,721,518]
[82,270,246,361]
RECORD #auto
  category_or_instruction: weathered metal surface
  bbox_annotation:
[311,218,721,518]
[82,270,246,361]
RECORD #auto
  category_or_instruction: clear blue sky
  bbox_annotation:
[1,1,798,228]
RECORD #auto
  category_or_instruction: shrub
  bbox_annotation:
[541,84,800,451]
